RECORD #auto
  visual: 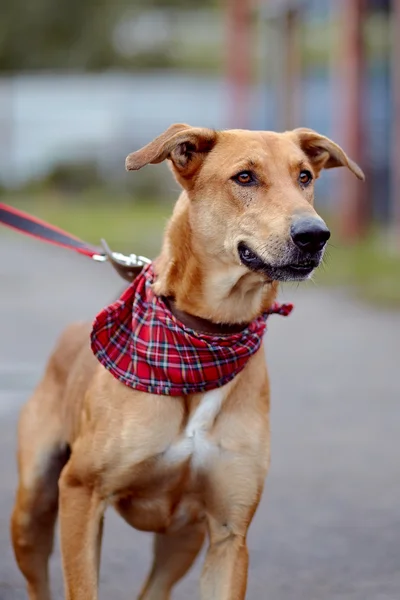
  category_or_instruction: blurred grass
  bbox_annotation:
[6,193,173,258]
[314,233,400,308]
[3,194,400,308]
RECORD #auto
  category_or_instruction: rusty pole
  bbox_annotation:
[337,0,367,242]
[392,0,400,247]
[225,0,253,129]
[280,7,302,131]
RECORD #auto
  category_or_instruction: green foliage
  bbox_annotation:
[0,0,217,71]
[18,159,177,202]
[36,161,104,194]
[1,0,113,70]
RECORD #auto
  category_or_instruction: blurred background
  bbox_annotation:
[1,2,400,600]
[0,0,399,303]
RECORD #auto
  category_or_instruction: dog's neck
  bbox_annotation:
[153,195,278,325]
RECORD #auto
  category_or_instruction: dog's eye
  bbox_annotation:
[299,170,313,187]
[233,171,255,186]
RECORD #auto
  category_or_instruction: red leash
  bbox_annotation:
[0,202,103,259]
[0,202,150,281]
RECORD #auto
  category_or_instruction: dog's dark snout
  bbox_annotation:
[290,217,330,253]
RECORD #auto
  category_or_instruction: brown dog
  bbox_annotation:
[10,125,364,600]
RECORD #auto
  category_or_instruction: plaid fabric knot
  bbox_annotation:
[91,263,293,396]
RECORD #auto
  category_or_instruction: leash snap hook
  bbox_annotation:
[100,239,151,283]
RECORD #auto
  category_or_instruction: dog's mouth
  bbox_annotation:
[238,242,321,282]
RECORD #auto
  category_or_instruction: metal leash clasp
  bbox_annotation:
[93,239,151,283]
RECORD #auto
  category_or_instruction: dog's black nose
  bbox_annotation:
[290,217,331,253]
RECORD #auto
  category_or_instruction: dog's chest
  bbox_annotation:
[114,387,230,533]
[164,386,227,471]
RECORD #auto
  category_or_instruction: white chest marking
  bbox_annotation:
[165,383,231,469]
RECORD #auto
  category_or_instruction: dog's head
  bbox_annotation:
[126,124,364,283]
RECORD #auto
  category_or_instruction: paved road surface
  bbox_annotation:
[0,235,399,600]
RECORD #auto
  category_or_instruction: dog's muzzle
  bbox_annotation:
[238,242,323,282]
[238,216,330,282]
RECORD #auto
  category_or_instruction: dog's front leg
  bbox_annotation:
[199,435,268,600]
[200,519,250,600]
[59,462,106,600]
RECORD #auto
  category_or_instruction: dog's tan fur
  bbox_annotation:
[10,125,363,600]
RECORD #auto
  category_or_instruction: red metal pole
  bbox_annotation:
[281,8,302,131]
[392,0,400,247]
[337,0,368,242]
[225,0,253,128]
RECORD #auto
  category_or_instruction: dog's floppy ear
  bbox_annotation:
[125,123,217,179]
[293,128,365,181]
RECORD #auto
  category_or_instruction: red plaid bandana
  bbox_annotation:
[91,263,293,396]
